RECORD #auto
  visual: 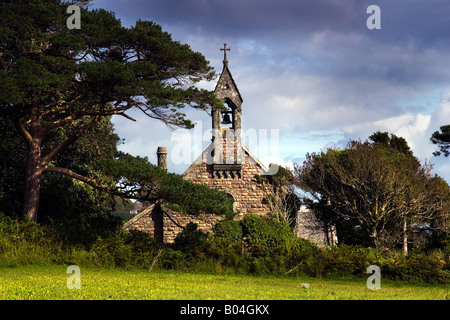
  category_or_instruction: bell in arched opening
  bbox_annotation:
[222,111,232,125]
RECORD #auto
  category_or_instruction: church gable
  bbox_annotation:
[183,142,272,219]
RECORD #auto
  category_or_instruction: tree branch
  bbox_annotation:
[44,165,115,194]
[43,100,133,132]
[43,166,161,203]
[13,105,33,147]
[42,115,101,164]
[41,94,84,117]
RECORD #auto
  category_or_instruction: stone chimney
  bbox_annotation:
[156,146,168,171]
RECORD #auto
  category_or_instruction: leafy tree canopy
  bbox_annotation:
[431,125,450,157]
[295,133,450,250]
[0,0,223,221]
[100,152,234,218]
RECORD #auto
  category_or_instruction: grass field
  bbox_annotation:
[0,265,449,300]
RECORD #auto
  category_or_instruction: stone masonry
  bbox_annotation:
[183,141,272,219]
[123,204,222,244]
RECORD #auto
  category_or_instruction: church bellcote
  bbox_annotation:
[211,43,244,178]
[213,43,243,132]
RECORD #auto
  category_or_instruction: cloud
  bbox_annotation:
[424,90,450,180]
[336,91,450,180]
[240,71,408,134]
[94,0,450,180]
[342,112,432,153]
[95,0,450,52]
[430,90,450,129]
[97,0,364,36]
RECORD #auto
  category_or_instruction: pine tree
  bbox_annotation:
[0,1,221,220]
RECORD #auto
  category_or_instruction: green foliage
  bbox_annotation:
[111,197,136,221]
[370,131,413,156]
[241,214,296,247]
[0,216,448,283]
[102,152,234,217]
[262,165,297,191]
[159,249,186,270]
[0,0,217,122]
[296,133,449,250]
[1,0,221,221]
[212,219,243,243]
[160,173,234,217]
[442,235,450,257]
[0,109,123,241]
[431,124,450,157]
[0,215,159,269]
[1,100,232,232]
[0,109,26,217]
[39,173,122,245]
[0,215,61,266]
[174,222,209,252]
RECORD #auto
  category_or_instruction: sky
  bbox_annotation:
[92,0,450,182]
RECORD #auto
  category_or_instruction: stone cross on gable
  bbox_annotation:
[220,43,230,66]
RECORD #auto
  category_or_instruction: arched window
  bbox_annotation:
[226,192,237,212]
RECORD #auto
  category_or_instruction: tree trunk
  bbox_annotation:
[368,227,378,248]
[403,217,408,256]
[23,142,43,221]
[369,235,378,248]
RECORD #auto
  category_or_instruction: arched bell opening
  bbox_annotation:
[221,98,238,129]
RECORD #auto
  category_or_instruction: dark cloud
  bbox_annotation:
[94,0,450,85]
[97,0,450,47]
[98,0,366,37]
[370,0,450,48]
[93,0,450,180]
[94,0,450,91]
[92,0,450,121]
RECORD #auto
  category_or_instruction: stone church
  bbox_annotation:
[124,44,336,246]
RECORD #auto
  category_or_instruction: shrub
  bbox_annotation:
[207,239,243,269]
[441,234,450,258]
[173,222,210,254]
[240,213,295,247]
[159,249,186,270]
[0,215,59,266]
[0,215,160,269]
[1,215,447,283]
[213,219,243,243]
[292,237,317,252]
[380,251,449,284]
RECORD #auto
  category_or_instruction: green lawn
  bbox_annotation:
[0,265,448,300]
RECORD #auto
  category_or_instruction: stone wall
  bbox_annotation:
[123,204,163,242]
[183,144,272,220]
[294,209,337,247]
[123,204,223,243]
[123,143,273,243]
[124,206,338,246]
[162,210,223,243]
